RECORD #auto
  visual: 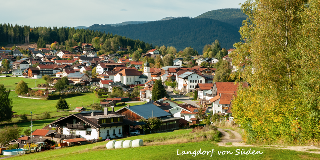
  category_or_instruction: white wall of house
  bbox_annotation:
[212,99,226,114]
[96,65,104,74]
[182,114,196,122]
[75,128,99,140]
[57,51,65,58]
[20,64,30,70]
[187,74,205,91]
[12,69,22,76]
[100,126,122,139]
[173,60,182,66]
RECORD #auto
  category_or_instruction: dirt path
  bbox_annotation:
[217,128,320,154]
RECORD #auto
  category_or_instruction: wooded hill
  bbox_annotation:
[87,9,247,52]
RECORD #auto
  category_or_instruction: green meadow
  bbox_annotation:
[9,129,320,160]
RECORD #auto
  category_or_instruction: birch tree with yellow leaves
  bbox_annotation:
[231,0,320,144]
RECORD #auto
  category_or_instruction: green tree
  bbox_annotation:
[147,117,162,131]
[0,125,21,146]
[154,55,163,68]
[15,80,29,95]
[1,59,10,73]
[56,97,69,111]
[152,79,166,101]
[0,85,13,122]
[132,51,140,61]
[213,60,232,82]
[54,77,68,92]
[92,67,97,78]
[43,75,53,86]
[37,37,46,48]
[230,0,320,143]
[163,54,174,66]
[193,90,198,100]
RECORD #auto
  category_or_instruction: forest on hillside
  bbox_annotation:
[0,24,153,53]
[88,17,241,52]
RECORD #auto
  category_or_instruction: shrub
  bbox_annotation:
[42,112,51,119]
[20,114,28,122]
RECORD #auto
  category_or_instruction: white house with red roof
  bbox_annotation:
[196,83,214,101]
[100,80,113,88]
[209,82,246,115]
[176,71,205,92]
[114,68,148,85]
[147,49,159,55]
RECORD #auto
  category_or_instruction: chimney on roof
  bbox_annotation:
[104,107,108,115]
[112,106,114,112]
[127,104,130,108]
[91,111,95,117]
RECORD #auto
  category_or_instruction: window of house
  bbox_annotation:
[119,129,121,134]
[113,129,115,135]
[107,130,109,136]
[101,119,106,124]
[200,80,202,83]
[86,131,91,135]
[111,118,113,123]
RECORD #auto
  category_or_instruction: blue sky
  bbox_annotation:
[1,0,246,27]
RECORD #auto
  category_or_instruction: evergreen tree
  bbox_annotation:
[231,0,320,143]
[15,80,29,95]
[151,80,166,101]
[0,85,13,122]
[56,97,69,111]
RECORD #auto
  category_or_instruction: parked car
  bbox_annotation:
[130,130,140,136]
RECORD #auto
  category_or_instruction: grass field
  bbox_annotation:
[9,129,320,160]
[0,77,46,90]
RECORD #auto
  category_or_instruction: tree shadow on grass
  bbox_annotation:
[47,93,85,100]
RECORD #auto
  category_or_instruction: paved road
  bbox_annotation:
[166,90,200,107]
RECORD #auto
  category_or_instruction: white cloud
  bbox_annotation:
[0,0,246,27]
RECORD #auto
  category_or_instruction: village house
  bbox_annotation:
[96,63,125,74]
[55,60,75,65]
[12,49,23,57]
[99,80,113,88]
[129,61,143,70]
[173,58,183,66]
[12,60,29,70]
[67,72,90,84]
[116,103,181,132]
[114,68,147,85]
[176,71,205,92]
[209,82,247,116]
[48,108,127,140]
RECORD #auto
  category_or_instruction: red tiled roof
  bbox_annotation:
[130,61,143,65]
[18,136,29,140]
[210,95,220,103]
[216,82,239,94]
[32,129,49,136]
[55,60,75,64]
[168,68,178,73]
[198,83,213,90]
[117,68,142,76]
[190,118,198,121]
[219,93,234,104]
[118,58,130,63]
[100,80,113,84]
[147,49,157,53]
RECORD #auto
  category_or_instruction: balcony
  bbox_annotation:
[222,107,229,110]
[66,123,89,130]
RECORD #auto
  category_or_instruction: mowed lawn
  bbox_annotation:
[9,91,103,115]
[0,77,46,90]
